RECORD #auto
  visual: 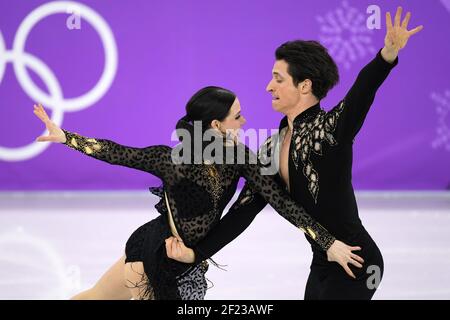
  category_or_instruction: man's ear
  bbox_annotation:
[299,79,313,94]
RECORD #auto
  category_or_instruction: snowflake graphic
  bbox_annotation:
[316,1,376,69]
[440,0,450,14]
[431,90,450,151]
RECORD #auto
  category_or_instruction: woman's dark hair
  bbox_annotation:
[275,40,339,100]
[176,86,236,135]
[175,86,236,162]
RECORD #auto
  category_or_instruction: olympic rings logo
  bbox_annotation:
[0,1,118,161]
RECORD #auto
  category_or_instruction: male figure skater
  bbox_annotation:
[166,7,423,299]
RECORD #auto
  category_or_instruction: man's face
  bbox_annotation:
[266,59,301,113]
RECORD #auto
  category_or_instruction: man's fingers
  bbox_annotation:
[350,246,362,251]
[408,25,423,36]
[175,235,183,243]
[386,12,393,30]
[171,241,178,256]
[401,11,411,29]
[172,239,181,256]
[165,239,172,257]
[394,6,402,27]
[166,238,176,254]
[171,238,177,254]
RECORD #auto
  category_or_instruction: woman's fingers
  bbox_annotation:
[33,105,48,123]
[348,246,364,264]
[33,105,44,121]
[40,107,49,122]
[351,253,364,264]
[36,136,55,142]
[343,263,356,279]
[33,104,50,122]
[349,258,363,269]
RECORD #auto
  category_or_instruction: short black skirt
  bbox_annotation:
[124,215,209,300]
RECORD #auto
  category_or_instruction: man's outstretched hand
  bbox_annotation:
[381,6,423,63]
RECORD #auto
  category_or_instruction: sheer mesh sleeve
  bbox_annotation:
[192,142,336,264]
[61,129,173,178]
[192,183,268,264]
[238,145,335,251]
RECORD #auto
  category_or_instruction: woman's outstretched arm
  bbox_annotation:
[33,103,173,177]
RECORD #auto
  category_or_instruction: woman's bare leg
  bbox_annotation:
[71,255,132,300]
[124,260,154,300]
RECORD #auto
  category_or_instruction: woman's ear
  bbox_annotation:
[210,120,221,131]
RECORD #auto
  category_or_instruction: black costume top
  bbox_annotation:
[192,50,398,263]
[60,129,335,252]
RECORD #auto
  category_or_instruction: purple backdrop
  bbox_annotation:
[0,0,449,190]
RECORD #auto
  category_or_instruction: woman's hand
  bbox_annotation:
[165,236,195,263]
[326,240,365,279]
[33,103,66,143]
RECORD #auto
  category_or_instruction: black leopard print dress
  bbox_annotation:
[61,129,335,300]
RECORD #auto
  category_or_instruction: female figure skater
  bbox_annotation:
[33,86,363,300]
[165,7,423,300]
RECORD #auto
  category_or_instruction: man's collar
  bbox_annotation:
[278,102,321,131]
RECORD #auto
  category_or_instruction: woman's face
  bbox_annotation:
[213,97,246,142]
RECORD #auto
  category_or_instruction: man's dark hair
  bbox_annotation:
[275,40,339,100]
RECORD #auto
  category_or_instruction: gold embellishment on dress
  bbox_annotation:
[299,227,307,234]
[84,146,93,154]
[313,222,336,251]
[202,164,223,210]
[200,261,209,272]
[70,138,78,147]
[291,101,345,203]
[64,130,108,155]
[307,227,317,240]
[240,195,251,205]
[238,187,254,206]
